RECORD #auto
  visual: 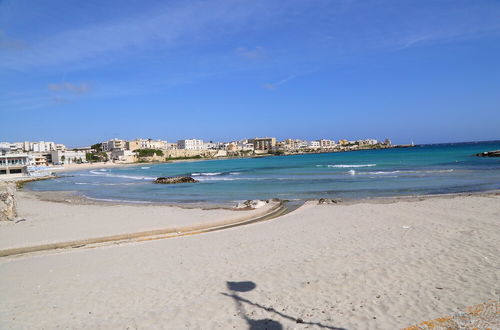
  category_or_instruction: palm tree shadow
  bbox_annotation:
[222,281,347,330]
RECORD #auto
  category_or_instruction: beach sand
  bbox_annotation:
[0,192,499,329]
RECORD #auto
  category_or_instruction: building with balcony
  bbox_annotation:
[317,139,336,149]
[102,139,126,152]
[248,137,276,151]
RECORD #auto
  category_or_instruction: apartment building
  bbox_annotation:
[127,139,167,151]
[317,139,336,149]
[248,137,276,151]
[177,139,205,150]
[50,150,86,165]
[102,139,126,151]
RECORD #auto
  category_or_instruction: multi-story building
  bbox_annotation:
[127,139,167,151]
[177,139,205,150]
[31,153,49,166]
[307,141,321,149]
[50,150,86,165]
[248,137,276,151]
[32,141,55,152]
[102,139,126,152]
[0,154,31,176]
[317,139,336,149]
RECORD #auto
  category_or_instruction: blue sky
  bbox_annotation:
[1,0,499,147]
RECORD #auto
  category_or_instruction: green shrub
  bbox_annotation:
[135,149,164,157]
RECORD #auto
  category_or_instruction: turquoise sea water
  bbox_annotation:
[27,141,500,204]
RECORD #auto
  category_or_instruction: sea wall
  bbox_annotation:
[164,149,220,159]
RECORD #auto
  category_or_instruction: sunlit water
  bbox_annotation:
[26,141,500,205]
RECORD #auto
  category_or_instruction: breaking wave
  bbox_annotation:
[351,169,455,175]
[317,164,376,168]
[87,170,155,180]
[191,172,222,176]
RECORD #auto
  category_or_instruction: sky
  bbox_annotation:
[1,0,500,147]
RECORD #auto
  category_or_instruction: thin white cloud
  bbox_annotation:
[48,82,89,93]
[264,75,296,90]
[0,0,288,69]
[235,46,266,60]
[0,30,26,51]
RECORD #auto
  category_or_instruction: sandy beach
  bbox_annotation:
[0,190,498,329]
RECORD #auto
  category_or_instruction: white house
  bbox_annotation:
[177,139,205,150]
[307,141,321,149]
[50,150,86,165]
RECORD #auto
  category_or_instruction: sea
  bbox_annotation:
[26,141,500,205]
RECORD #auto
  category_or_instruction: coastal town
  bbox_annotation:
[0,137,395,178]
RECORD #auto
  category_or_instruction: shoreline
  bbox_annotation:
[18,183,500,209]
[2,145,412,178]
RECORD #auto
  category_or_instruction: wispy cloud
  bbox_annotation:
[0,30,27,51]
[0,0,289,69]
[47,82,89,93]
[52,96,71,104]
[235,46,266,60]
[263,75,296,90]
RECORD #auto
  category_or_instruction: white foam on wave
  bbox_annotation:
[75,182,136,186]
[192,172,222,176]
[87,170,155,180]
[141,167,150,169]
[357,169,455,175]
[330,164,376,168]
[84,196,151,204]
[196,177,262,181]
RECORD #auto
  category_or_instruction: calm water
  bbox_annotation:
[27,141,500,204]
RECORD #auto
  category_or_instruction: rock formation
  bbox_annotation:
[0,183,17,221]
[153,176,198,184]
[234,200,268,209]
[476,150,500,157]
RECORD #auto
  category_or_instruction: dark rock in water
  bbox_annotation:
[153,176,198,184]
[476,150,500,157]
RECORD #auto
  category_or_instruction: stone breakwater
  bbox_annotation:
[153,176,198,184]
[0,183,17,221]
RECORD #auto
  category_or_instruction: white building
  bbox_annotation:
[111,149,134,162]
[0,153,31,176]
[9,141,66,153]
[32,141,55,152]
[317,139,336,149]
[127,139,167,151]
[50,150,86,165]
[307,141,321,149]
[177,139,205,150]
[102,139,126,151]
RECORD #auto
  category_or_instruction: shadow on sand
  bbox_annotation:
[222,281,347,330]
